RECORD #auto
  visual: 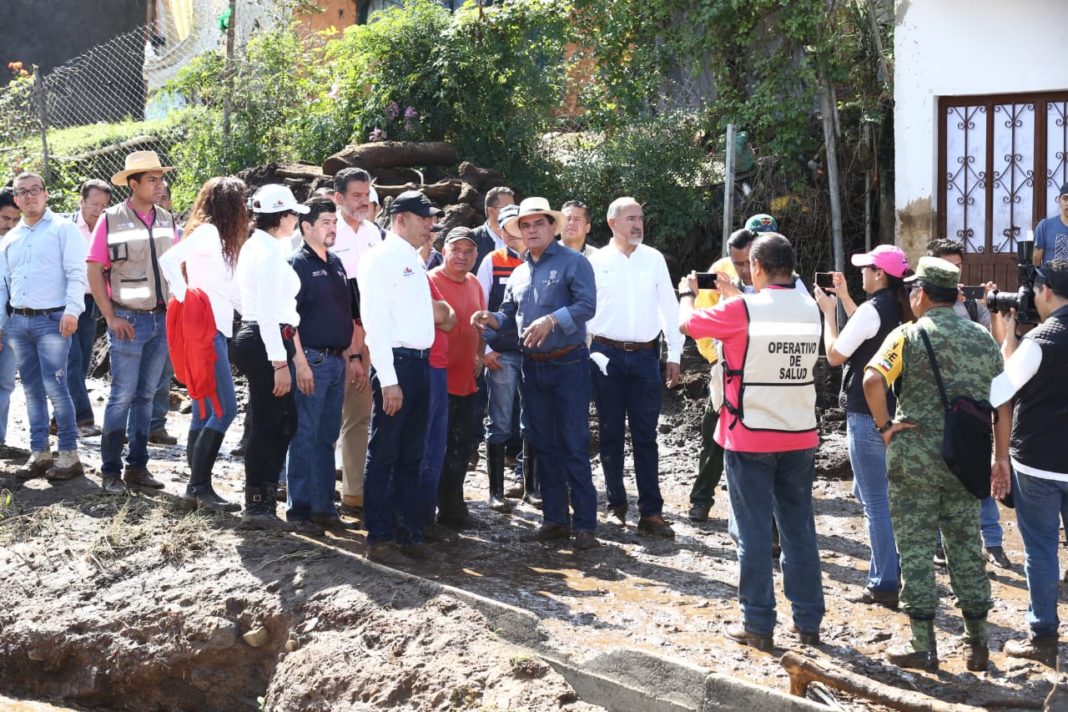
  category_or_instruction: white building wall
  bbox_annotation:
[893,0,1068,257]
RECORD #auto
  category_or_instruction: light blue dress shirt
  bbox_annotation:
[0,209,87,329]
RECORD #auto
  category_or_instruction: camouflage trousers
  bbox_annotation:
[887,432,992,623]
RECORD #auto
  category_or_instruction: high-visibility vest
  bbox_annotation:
[720,288,821,433]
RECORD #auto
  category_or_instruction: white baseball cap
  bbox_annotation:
[250,184,309,214]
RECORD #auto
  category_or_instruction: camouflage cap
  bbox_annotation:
[904,255,960,289]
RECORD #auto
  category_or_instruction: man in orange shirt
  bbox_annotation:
[429,228,488,528]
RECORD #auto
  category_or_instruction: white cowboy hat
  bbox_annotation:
[501,197,566,238]
[111,150,174,186]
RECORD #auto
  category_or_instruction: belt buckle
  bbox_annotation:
[622,341,638,352]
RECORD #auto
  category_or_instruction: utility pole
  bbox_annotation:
[722,123,736,257]
[820,79,845,272]
[221,0,237,148]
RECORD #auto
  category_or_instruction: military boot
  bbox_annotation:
[887,618,939,672]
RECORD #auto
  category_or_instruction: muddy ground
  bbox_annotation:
[0,344,1065,711]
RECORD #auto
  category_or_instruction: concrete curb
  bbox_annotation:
[309,537,827,711]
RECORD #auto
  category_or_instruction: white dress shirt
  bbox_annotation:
[331,216,382,277]
[159,223,243,337]
[236,229,301,362]
[587,240,683,363]
[357,231,434,387]
[75,209,95,294]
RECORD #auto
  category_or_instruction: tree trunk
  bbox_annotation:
[323,141,458,176]
[781,653,983,712]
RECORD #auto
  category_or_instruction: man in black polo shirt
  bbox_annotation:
[286,197,360,534]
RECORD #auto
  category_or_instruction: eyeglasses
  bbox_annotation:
[14,186,44,199]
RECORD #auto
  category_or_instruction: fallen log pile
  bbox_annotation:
[237,141,507,234]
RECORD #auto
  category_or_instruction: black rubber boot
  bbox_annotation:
[182,429,239,512]
[185,429,199,471]
[487,443,512,513]
[241,484,286,529]
[522,439,542,508]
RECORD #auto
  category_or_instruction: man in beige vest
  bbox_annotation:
[87,151,176,495]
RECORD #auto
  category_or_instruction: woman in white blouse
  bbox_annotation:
[230,184,305,528]
[159,176,247,512]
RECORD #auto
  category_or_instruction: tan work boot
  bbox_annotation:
[17,451,53,480]
[46,450,84,480]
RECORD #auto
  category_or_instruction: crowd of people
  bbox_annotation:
[2,149,1067,673]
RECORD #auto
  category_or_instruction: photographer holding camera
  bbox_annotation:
[989,258,1068,668]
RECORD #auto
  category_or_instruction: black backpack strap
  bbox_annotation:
[964,299,979,322]
[917,326,950,411]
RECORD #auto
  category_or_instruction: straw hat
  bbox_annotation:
[111,150,174,186]
[501,197,565,238]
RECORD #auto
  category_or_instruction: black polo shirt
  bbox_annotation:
[288,242,356,351]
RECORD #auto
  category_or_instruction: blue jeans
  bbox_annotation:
[0,331,17,444]
[6,312,77,452]
[190,332,238,435]
[485,350,525,480]
[100,310,169,476]
[591,343,663,517]
[1012,471,1068,638]
[418,366,448,526]
[725,448,825,636]
[846,410,900,592]
[286,350,345,521]
[66,294,98,423]
[151,356,174,432]
[364,351,430,545]
[521,347,596,532]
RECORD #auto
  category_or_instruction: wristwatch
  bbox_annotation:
[876,419,894,433]
[678,290,695,299]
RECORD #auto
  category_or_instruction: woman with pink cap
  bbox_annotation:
[815,244,914,609]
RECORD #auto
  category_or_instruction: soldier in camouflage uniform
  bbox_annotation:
[862,256,1007,672]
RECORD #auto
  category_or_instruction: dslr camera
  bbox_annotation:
[986,240,1039,325]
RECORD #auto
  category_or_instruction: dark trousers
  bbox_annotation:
[690,398,725,507]
[438,392,476,523]
[522,347,596,532]
[67,293,98,423]
[231,324,296,489]
[364,351,430,545]
[590,343,664,517]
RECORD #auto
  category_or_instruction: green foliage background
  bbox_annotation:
[1,0,892,268]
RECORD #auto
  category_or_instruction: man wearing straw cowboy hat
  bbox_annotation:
[471,197,600,550]
[87,150,177,495]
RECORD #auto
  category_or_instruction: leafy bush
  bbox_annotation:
[553,112,714,258]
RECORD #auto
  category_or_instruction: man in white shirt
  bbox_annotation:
[66,179,111,433]
[331,168,382,514]
[358,190,439,566]
[588,197,682,537]
[561,200,598,257]
[989,259,1068,667]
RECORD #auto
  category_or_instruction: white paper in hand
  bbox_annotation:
[590,351,610,376]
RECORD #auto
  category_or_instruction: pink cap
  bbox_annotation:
[850,245,911,278]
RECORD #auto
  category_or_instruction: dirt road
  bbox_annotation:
[0,346,1062,711]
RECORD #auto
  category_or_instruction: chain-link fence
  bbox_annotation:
[0,9,228,209]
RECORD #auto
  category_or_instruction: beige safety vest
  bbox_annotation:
[721,288,821,432]
[103,201,173,310]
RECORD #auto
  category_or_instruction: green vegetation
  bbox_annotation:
[0,0,892,263]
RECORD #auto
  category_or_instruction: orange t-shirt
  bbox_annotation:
[429,268,485,396]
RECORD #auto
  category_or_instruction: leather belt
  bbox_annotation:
[117,305,165,314]
[394,347,430,359]
[242,321,296,340]
[306,346,345,357]
[592,336,659,352]
[525,343,581,362]
[10,306,63,316]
